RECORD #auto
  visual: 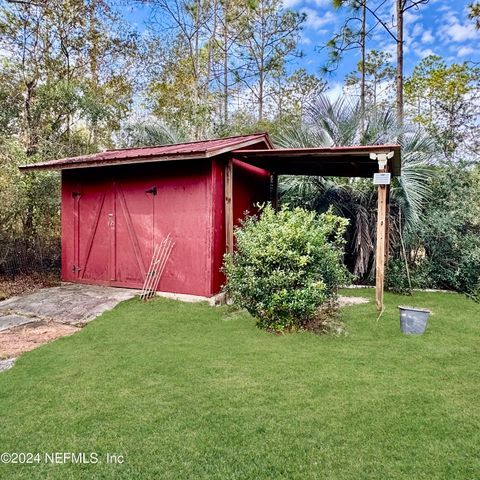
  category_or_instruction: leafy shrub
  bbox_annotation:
[401,166,480,300]
[385,258,412,295]
[223,205,351,332]
[385,258,431,295]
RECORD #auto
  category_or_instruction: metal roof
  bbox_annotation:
[232,144,401,177]
[19,132,401,177]
[19,133,274,171]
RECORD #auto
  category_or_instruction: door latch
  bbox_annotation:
[145,186,157,196]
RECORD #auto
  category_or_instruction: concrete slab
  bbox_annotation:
[0,358,16,373]
[0,283,139,329]
[0,314,38,332]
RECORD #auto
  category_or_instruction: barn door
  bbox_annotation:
[74,181,113,283]
[73,179,155,288]
[112,181,155,288]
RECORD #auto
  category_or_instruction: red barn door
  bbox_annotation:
[71,179,155,288]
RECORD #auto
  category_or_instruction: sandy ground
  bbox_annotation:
[0,320,79,360]
[338,296,370,306]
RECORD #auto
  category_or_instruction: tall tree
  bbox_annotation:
[325,0,370,130]
[394,0,429,124]
[0,0,139,156]
[345,49,395,108]
[404,55,480,160]
[233,0,305,121]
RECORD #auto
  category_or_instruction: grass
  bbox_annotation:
[0,289,479,479]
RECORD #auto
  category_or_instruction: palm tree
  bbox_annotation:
[274,94,435,280]
[118,118,186,147]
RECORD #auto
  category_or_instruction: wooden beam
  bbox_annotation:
[375,181,388,311]
[271,173,278,211]
[225,158,234,254]
[385,184,391,261]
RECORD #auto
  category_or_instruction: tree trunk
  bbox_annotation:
[223,0,229,124]
[258,69,264,121]
[396,0,404,126]
[25,80,38,156]
[360,1,366,136]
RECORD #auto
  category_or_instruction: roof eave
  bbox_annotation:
[18,133,274,172]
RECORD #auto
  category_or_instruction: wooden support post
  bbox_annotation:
[375,182,388,311]
[385,184,391,261]
[271,173,278,211]
[225,158,234,254]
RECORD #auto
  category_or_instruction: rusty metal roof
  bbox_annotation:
[232,144,401,177]
[19,132,401,177]
[19,133,274,171]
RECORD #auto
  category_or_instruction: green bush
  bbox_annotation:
[223,205,351,332]
[401,166,480,300]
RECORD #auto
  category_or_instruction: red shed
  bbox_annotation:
[20,134,400,309]
[20,134,273,299]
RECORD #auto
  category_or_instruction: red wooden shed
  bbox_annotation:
[20,134,272,299]
[20,133,400,309]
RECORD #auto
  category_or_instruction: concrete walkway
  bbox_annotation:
[0,283,139,331]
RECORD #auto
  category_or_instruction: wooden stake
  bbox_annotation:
[384,184,391,261]
[225,158,234,254]
[375,183,388,311]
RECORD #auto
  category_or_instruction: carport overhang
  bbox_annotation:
[231,144,401,177]
[231,144,402,312]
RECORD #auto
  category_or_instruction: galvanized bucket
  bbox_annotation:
[398,306,431,335]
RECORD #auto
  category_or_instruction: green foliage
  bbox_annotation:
[345,50,395,107]
[0,139,60,272]
[394,166,480,299]
[385,258,431,295]
[404,55,480,159]
[0,0,139,156]
[385,258,412,295]
[223,205,351,331]
[275,94,435,280]
[469,2,480,29]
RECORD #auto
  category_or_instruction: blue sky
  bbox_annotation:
[293,0,480,78]
[122,0,480,90]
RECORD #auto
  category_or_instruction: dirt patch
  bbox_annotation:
[338,296,370,307]
[0,272,60,301]
[0,320,79,360]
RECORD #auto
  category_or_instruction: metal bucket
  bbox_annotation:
[398,306,431,335]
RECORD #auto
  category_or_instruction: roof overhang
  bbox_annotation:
[19,134,274,172]
[232,144,401,177]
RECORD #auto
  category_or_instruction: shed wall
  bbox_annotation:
[61,161,213,296]
[210,157,271,294]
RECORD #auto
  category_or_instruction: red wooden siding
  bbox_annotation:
[62,161,213,296]
[209,157,271,295]
[61,153,270,298]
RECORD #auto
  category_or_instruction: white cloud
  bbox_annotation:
[299,33,312,45]
[414,47,435,58]
[421,30,434,44]
[301,8,335,31]
[379,43,397,58]
[411,23,424,38]
[283,0,302,8]
[310,0,331,6]
[323,82,343,103]
[448,23,478,42]
[458,46,475,57]
[439,12,479,43]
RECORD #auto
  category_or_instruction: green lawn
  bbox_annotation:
[0,289,479,479]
